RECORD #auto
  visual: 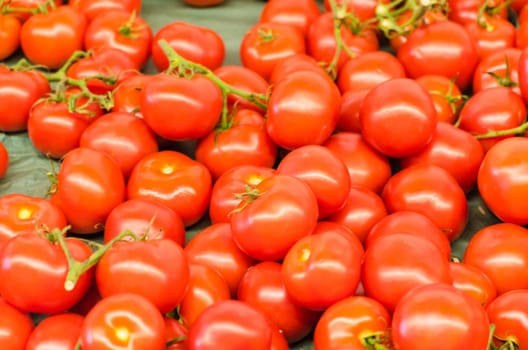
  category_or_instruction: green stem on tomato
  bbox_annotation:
[473,122,528,139]
[166,336,187,347]
[42,50,92,82]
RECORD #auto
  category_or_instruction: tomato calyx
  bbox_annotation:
[256,27,277,45]
[487,323,521,350]
[0,0,56,16]
[360,331,393,350]
[486,55,518,89]
[430,76,468,118]
[231,184,262,213]
[118,10,148,39]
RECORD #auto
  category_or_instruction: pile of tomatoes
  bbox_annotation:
[2,0,528,349]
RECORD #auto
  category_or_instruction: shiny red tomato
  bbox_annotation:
[472,47,521,94]
[126,150,212,227]
[268,53,328,86]
[415,74,465,124]
[464,15,515,59]
[259,0,321,35]
[486,289,528,348]
[25,313,84,350]
[449,261,497,308]
[0,14,21,61]
[334,89,370,133]
[447,0,508,25]
[112,73,151,118]
[69,0,142,21]
[80,293,166,350]
[0,297,33,350]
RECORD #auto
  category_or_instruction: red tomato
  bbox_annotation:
[230,174,319,261]
[258,0,321,35]
[165,317,188,350]
[382,164,469,241]
[361,233,452,312]
[486,289,528,348]
[184,222,257,297]
[79,111,159,179]
[20,5,87,70]
[478,137,528,225]
[449,261,497,308]
[268,53,328,86]
[126,150,212,227]
[323,132,392,194]
[514,45,528,103]
[25,313,84,350]
[464,15,515,59]
[0,193,67,247]
[151,21,225,72]
[281,222,364,310]
[392,284,490,350]
[83,9,153,69]
[313,296,391,349]
[334,89,369,133]
[0,234,94,314]
[0,297,33,350]
[239,21,306,81]
[359,78,437,158]
[473,47,522,94]
[238,261,321,344]
[415,74,465,124]
[179,263,230,327]
[0,15,21,61]
[80,293,166,350]
[96,238,190,314]
[397,20,479,91]
[276,145,351,219]
[103,198,186,246]
[140,73,223,141]
[266,70,341,149]
[400,121,485,193]
[111,73,151,118]
[448,0,508,25]
[463,223,528,294]
[0,0,61,21]
[0,142,7,179]
[69,0,142,21]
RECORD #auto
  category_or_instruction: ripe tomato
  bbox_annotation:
[362,233,453,312]
[0,15,21,61]
[382,164,469,241]
[126,150,212,227]
[151,21,225,72]
[20,5,87,70]
[281,222,364,310]
[165,317,188,350]
[103,198,186,246]
[0,297,33,350]
[335,89,369,133]
[111,73,151,118]
[239,21,306,81]
[415,74,464,124]
[1,0,61,21]
[238,261,321,344]
[266,70,341,149]
[79,111,159,179]
[486,289,528,348]
[184,222,257,297]
[80,293,166,350]
[313,295,391,349]
[0,142,7,179]
[230,174,319,262]
[69,0,142,22]
[448,0,508,25]
[464,15,515,59]
[477,137,528,225]
[140,73,223,141]
[449,261,497,308]
[392,284,490,350]
[258,0,321,35]
[268,53,327,86]
[0,234,94,314]
[359,78,437,158]
[25,313,84,350]
[50,147,126,234]
[463,223,528,295]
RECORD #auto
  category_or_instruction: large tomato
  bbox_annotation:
[25,313,84,350]
[486,289,528,348]
[0,14,21,61]
[449,261,497,308]
[0,297,33,350]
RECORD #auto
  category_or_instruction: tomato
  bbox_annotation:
[195,109,277,180]
[449,261,497,308]
[151,21,225,72]
[276,145,350,219]
[281,222,364,310]
[103,198,185,245]
[0,234,94,314]
[268,53,328,86]
[313,296,391,350]
[140,73,223,141]
[96,238,189,314]
[486,289,528,348]
[80,293,166,350]
[322,0,383,22]
[239,21,306,81]
[514,45,528,103]
[238,261,320,344]
[361,233,452,312]
[230,174,319,262]
[415,74,465,124]
[382,164,468,241]
[464,15,515,60]
[184,222,257,297]
[179,262,230,327]
[69,0,142,22]
[397,20,479,91]
[126,150,212,227]
[20,5,87,70]
[0,0,61,21]
[447,0,508,25]
[478,137,528,225]
[463,223,528,295]
[334,89,369,133]
[165,317,188,350]
[0,193,67,247]
[472,48,521,95]
[0,297,33,350]
[79,111,159,179]
[111,73,151,118]
[25,313,84,350]
[366,211,452,261]
[258,0,321,35]
[83,9,153,70]
[400,122,485,193]
[392,284,490,350]
[0,15,21,61]
[186,300,279,350]
[0,142,7,179]
[359,78,437,158]
[323,132,392,194]
[266,70,341,149]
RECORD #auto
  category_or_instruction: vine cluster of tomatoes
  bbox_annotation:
[2,0,528,349]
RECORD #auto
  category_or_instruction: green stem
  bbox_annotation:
[473,122,528,139]
[166,336,186,347]
[42,50,91,82]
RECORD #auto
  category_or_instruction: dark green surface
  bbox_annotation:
[0,1,501,349]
